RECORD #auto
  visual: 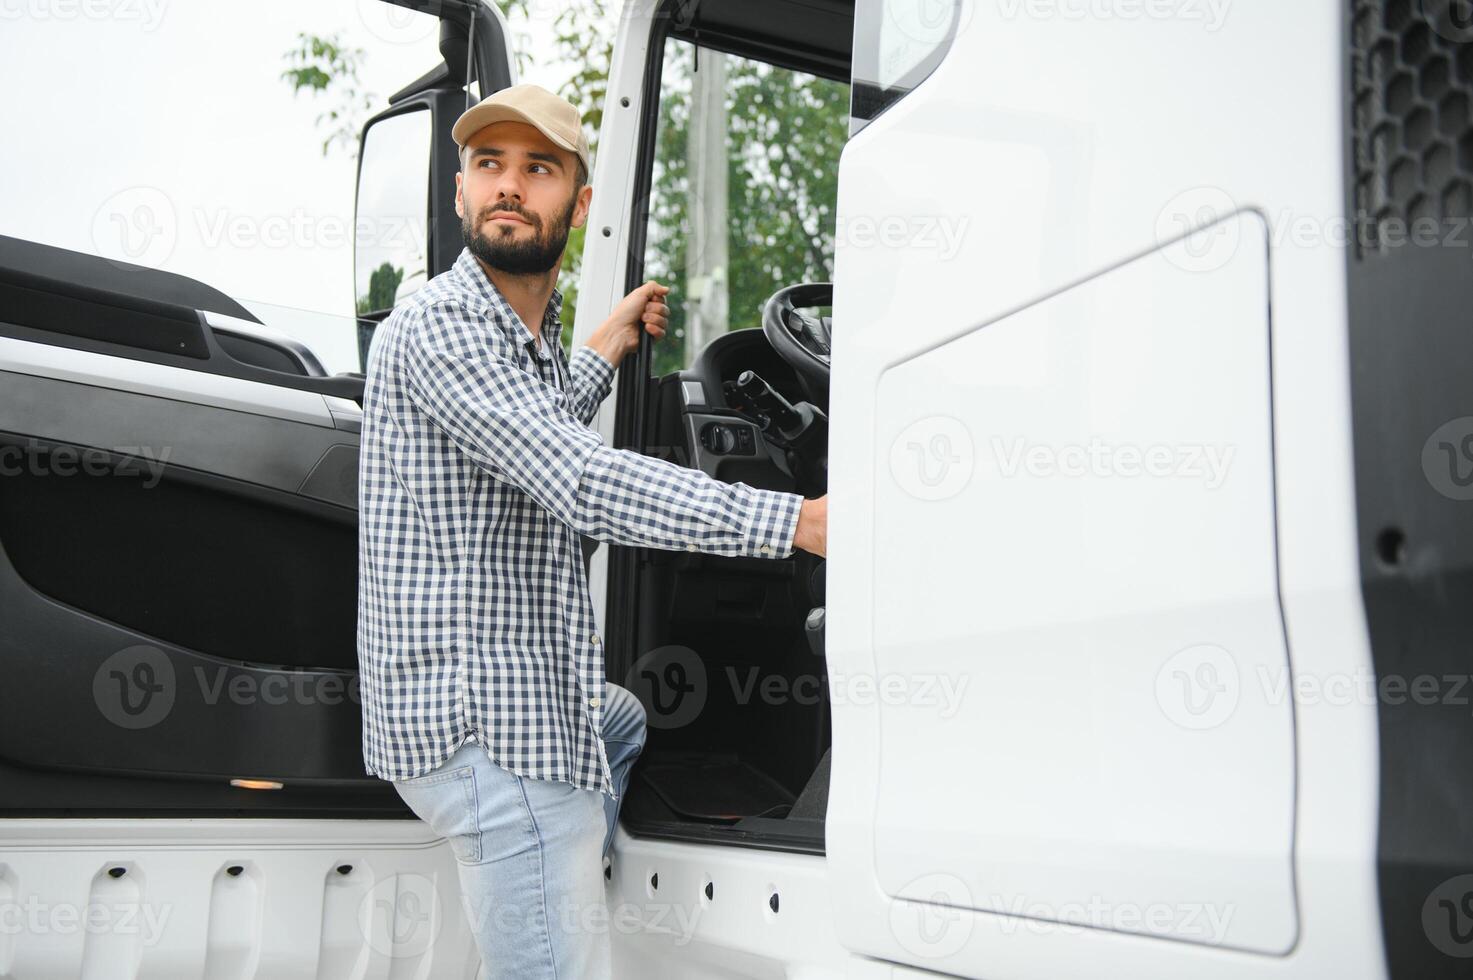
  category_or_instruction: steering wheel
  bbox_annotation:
[762,282,832,402]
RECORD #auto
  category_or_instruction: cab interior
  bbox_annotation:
[607,0,854,854]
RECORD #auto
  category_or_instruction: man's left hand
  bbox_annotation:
[586,281,670,366]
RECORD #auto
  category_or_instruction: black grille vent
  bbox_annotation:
[1351,0,1473,257]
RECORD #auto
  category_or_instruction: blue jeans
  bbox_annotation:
[390,681,648,979]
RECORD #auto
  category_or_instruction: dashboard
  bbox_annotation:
[645,327,811,495]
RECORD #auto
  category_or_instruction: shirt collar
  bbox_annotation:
[452,247,564,362]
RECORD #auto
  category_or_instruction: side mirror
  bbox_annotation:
[354,106,432,320]
[352,4,516,366]
[352,86,466,368]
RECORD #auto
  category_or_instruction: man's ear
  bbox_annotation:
[454,171,464,219]
[570,184,593,229]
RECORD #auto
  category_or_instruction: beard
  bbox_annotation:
[463,192,577,276]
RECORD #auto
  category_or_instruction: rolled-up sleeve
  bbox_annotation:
[566,345,617,425]
[401,301,803,558]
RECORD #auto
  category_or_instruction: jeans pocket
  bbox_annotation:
[393,766,482,864]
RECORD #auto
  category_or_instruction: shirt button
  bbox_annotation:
[590,633,601,645]
[759,544,771,555]
[589,696,602,708]
[686,543,698,552]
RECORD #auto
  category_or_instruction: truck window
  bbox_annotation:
[850,0,962,132]
[642,39,849,376]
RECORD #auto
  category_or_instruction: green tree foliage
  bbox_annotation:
[281,32,376,157]
[645,42,847,376]
[357,261,405,315]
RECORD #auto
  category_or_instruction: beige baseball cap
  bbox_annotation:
[452,84,591,176]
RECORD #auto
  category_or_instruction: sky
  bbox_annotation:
[0,0,577,372]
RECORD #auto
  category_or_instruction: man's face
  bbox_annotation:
[456,120,592,276]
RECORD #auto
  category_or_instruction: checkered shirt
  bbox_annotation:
[357,248,804,797]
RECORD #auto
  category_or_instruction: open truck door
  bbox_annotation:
[0,2,522,974]
[824,0,1393,978]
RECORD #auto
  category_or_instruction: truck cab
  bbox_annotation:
[1,0,1469,977]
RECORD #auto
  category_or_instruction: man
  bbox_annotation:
[356,83,828,978]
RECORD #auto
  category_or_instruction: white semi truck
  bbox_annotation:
[0,0,1468,977]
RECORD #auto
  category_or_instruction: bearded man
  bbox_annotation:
[355,84,827,979]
